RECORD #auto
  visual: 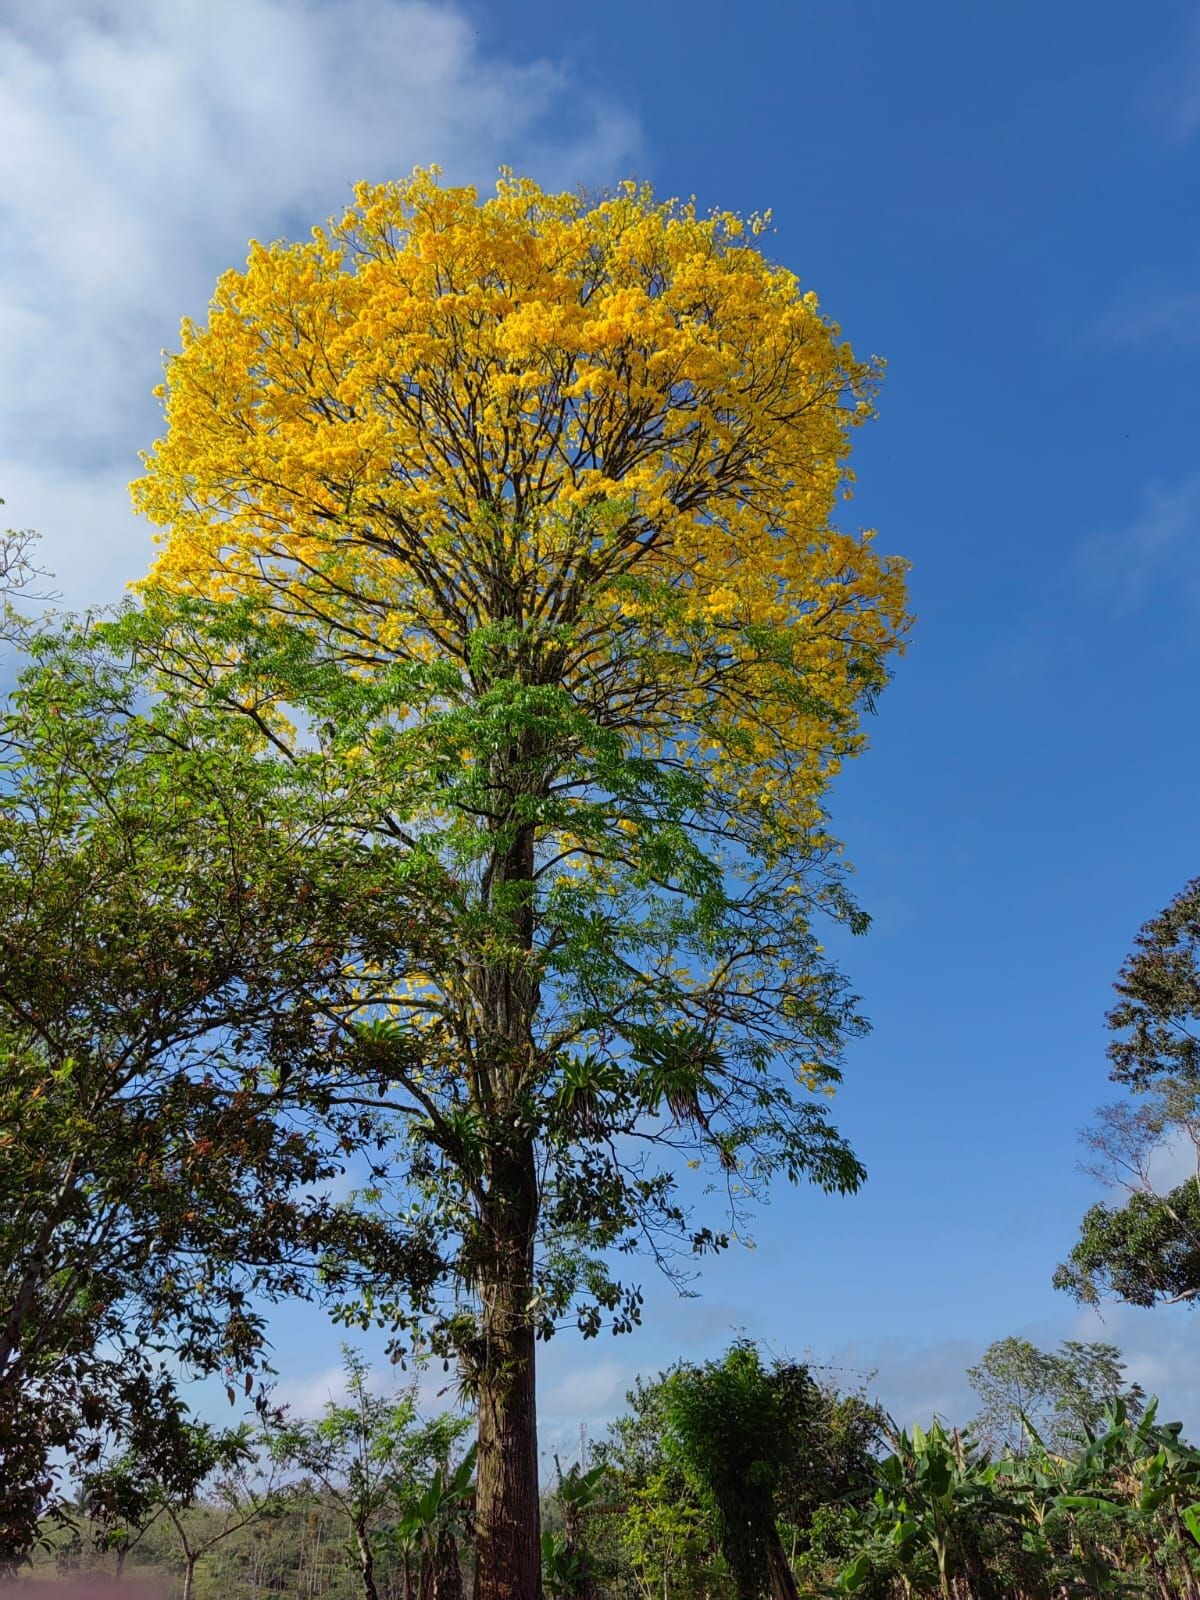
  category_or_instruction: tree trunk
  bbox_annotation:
[354,1527,380,1600]
[418,1552,436,1600]
[765,1526,800,1600]
[182,1553,198,1600]
[472,1142,541,1600]
[433,1530,465,1600]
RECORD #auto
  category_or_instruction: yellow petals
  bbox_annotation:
[132,168,909,828]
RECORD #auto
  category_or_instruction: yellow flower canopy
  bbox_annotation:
[134,169,909,831]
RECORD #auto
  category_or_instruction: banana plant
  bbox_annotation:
[997,1400,1200,1598]
[542,1462,608,1600]
[383,1445,476,1600]
[837,1420,1020,1599]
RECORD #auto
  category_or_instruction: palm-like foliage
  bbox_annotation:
[833,1402,1200,1600]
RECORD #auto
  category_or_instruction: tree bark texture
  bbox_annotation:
[471,1141,541,1600]
[766,1527,800,1600]
[354,1526,380,1600]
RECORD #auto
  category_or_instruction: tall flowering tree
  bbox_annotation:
[133,170,909,1600]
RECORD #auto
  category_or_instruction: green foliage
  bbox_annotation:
[32,1480,463,1600]
[541,1463,608,1599]
[967,1337,1145,1457]
[830,1400,1200,1600]
[1058,876,1200,1311]
[589,1346,1200,1600]
[661,1343,801,1599]
[0,620,438,1562]
[593,1343,880,1600]
[835,1419,1019,1599]
[81,1417,284,1599]
[108,587,870,1370]
[1104,877,1200,1088]
[1056,1184,1200,1308]
[269,1347,473,1600]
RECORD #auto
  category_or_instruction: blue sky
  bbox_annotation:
[3,0,1200,1454]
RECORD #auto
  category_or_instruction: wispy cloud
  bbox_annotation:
[277,1304,1200,1471]
[273,1362,357,1418]
[1084,274,1200,354]
[0,0,640,606]
[542,1359,634,1425]
[823,1334,983,1431]
[273,1355,458,1420]
[1070,1302,1200,1428]
[824,1305,1200,1438]
[1143,4,1200,144]
[1079,469,1200,612]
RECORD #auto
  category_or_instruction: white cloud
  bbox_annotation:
[1147,1128,1199,1193]
[0,0,640,607]
[273,1353,458,1419]
[273,1361,356,1417]
[542,1358,633,1425]
[1079,469,1200,612]
[1085,275,1200,354]
[1069,1302,1200,1430]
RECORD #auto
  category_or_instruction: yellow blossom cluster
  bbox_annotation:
[133,168,909,828]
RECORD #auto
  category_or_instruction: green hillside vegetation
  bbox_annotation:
[19,1338,1200,1600]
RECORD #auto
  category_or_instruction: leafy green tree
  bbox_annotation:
[540,1461,608,1600]
[660,1343,807,1600]
[83,1422,286,1600]
[79,1401,202,1578]
[118,528,885,1600]
[1104,878,1200,1089]
[769,1364,883,1542]
[967,1337,1145,1457]
[836,1419,1014,1600]
[269,1347,473,1600]
[388,1448,477,1600]
[0,622,435,1564]
[593,1371,728,1600]
[595,1346,879,1600]
[1058,1185,1200,1309]
[1059,879,1200,1311]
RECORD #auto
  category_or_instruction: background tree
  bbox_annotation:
[131,169,909,1600]
[269,1347,473,1600]
[0,622,436,1564]
[388,1445,476,1600]
[540,1460,608,1600]
[79,1405,195,1578]
[589,1341,880,1600]
[660,1342,810,1600]
[592,1372,728,1600]
[160,1424,290,1600]
[0,516,52,617]
[967,1337,1145,1458]
[82,1421,285,1600]
[1058,878,1200,1310]
[1103,877,1200,1089]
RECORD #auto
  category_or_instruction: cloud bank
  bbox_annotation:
[0,0,639,604]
